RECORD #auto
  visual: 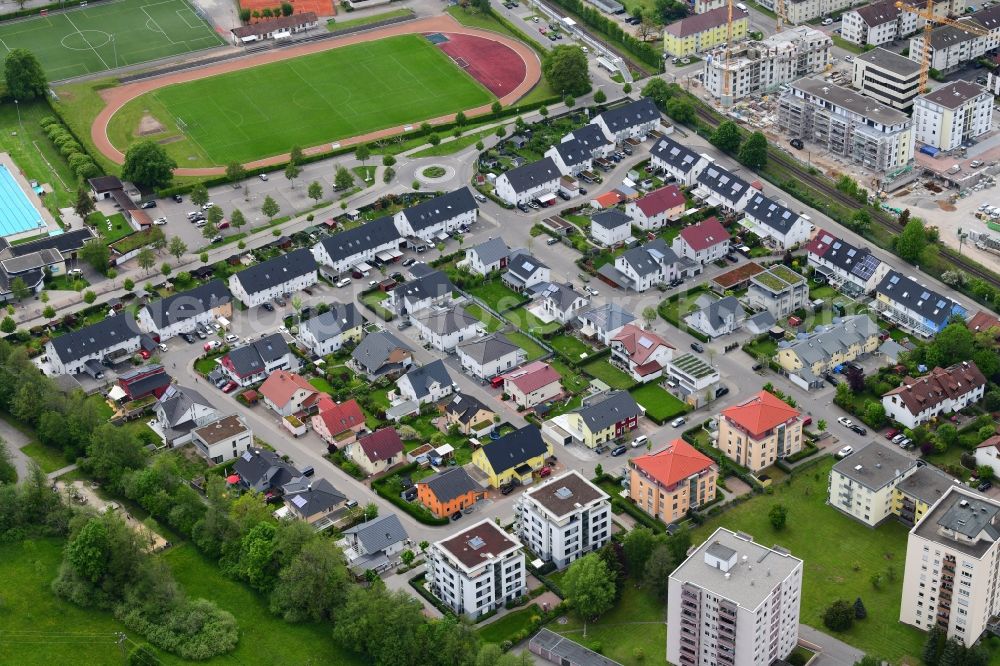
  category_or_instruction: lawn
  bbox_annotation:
[549,334,594,363]
[581,359,636,390]
[0,0,223,80]
[478,604,541,644]
[410,127,496,158]
[110,34,494,166]
[87,211,133,245]
[504,331,546,361]
[630,384,687,422]
[469,280,525,312]
[550,358,590,394]
[464,302,504,332]
[326,7,414,32]
[691,457,926,663]
[507,306,562,335]
[552,583,665,665]
[45,274,89,292]
[361,290,394,320]
[20,442,74,474]
[0,101,78,214]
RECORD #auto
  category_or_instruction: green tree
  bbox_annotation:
[121,140,177,189]
[269,538,350,622]
[43,305,55,319]
[356,144,371,170]
[623,82,632,94]
[284,161,301,188]
[382,155,396,167]
[817,419,827,432]
[334,166,354,191]
[161,262,171,276]
[230,208,246,231]
[10,276,29,302]
[894,218,927,263]
[642,306,657,327]
[308,181,323,203]
[853,658,880,666]
[383,167,395,184]
[83,290,96,304]
[261,195,280,220]
[563,553,616,629]
[593,89,607,104]
[4,48,47,101]
[168,236,187,261]
[822,600,854,632]
[542,45,591,96]
[0,316,14,334]
[428,133,441,146]
[80,239,110,274]
[190,183,209,208]
[289,145,305,166]
[225,161,247,185]
[151,231,167,254]
[665,98,695,125]
[641,78,675,108]
[738,131,768,169]
[711,121,742,154]
[864,401,887,429]
[539,105,549,117]
[622,527,657,576]
[769,504,788,530]
[281,1,292,15]
[491,100,502,115]
[564,95,575,107]
[136,247,155,274]
[74,186,95,219]
[922,626,945,666]
[202,220,218,240]
[455,110,467,125]
[123,278,134,292]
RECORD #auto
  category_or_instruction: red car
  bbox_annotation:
[801,417,812,427]
[222,381,238,393]
[539,466,551,478]
[885,428,900,440]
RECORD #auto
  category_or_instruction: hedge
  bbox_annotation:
[546,0,661,71]
[372,463,449,525]
[408,573,457,618]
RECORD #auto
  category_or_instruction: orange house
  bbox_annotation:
[416,467,483,518]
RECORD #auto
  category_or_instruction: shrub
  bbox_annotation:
[823,600,854,632]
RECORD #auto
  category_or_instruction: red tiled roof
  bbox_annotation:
[967,310,1000,334]
[259,371,319,409]
[883,362,987,416]
[722,390,800,438]
[633,439,714,488]
[977,435,1000,451]
[315,397,365,436]
[634,184,684,217]
[611,324,673,366]
[678,217,730,252]
[804,228,836,257]
[504,361,561,394]
[595,191,624,208]
[358,427,404,463]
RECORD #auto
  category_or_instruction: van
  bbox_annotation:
[631,435,648,448]
[737,2,748,10]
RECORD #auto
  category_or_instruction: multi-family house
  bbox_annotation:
[495,157,561,206]
[191,414,253,464]
[311,396,366,448]
[628,439,718,524]
[395,360,455,406]
[219,333,297,387]
[893,464,966,527]
[747,264,809,318]
[852,48,922,111]
[685,295,745,338]
[464,237,510,276]
[841,0,919,47]
[471,425,551,488]
[805,230,890,294]
[590,97,661,143]
[457,333,525,380]
[154,384,219,446]
[392,187,478,242]
[562,123,615,159]
[626,184,686,230]
[577,303,637,345]
[718,390,803,472]
[311,215,401,279]
[663,6,749,57]
[829,442,919,526]
[694,164,756,213]
[672,216,731,265]
[44,313,143,377]
[590,209,633,247]
[540,283,589,323]
[502,361,564,410]
[503,251,550,293]
[259,370,323,417]
[741,194,813,249]
[351,330,413,380]
[666,353,721,405]
[913,80,993,151]
[874,270,966,337]
[882,361,987,428]
[610,324,675,383]
[411,306,482,352]
[562,391,643,449]
[138,280,232,341]
[228,248,318,308]
[346,427,404,476]
[777,315,881,387]
[649,135,711,186]
[295,302,365,356]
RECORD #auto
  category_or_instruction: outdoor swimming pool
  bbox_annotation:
[0,163,45,237]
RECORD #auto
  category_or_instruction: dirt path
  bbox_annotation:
[91,15,542,177]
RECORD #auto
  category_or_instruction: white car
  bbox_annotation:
[153,217,167,226]
[202,202,215,210]
[837,416,853,427]
[844,55,854,62]
[259,173,269,181]
[157,343,168,352]
[278,325,288,334]
[836,445,854,459]
[670,417,686,428]
[335,277,351,288]
[224,334,239,344]
[821,17,833,25]
[631,435,648,448]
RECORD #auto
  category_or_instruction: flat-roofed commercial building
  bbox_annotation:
[853,47,922,111]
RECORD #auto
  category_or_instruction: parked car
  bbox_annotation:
[172,194,183,203]
[225,334,239,344]
[204,340,220,352]
[202,202,215,210]
[715,386,730,398]
[979,480,993,492]
[259,173,269,181]
[397,319,412,330]
[500,483,515,495]
[822,17,834,25]
[402,258,417,267]
[670,417,686,428]
[690,342,705,353]
[546,236,559,245]
[539,466,552,477]
[849,424,867,436]
[140,201,157,209]
[153,217,167,226]
[836,445,854,459]
[180,332,195,344]
[610,445,627,457]
[261,302,274,312]
[837,416,853,427]
[789,138,804,150]
[885,428,900,440]
[222,381,238,393]
[274,296,286,307]
[451,511,462,521]
[335,277,351,288]
[891,433,906,444]
[139,349,151,360]
[631,435,648,448]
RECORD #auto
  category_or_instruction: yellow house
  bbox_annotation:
[443,393,496,436]
[663,7,748,58]
[892,465,964,527]
[777,314,880,378]
[718,390,802,472]
[472,425,551,488]
[560,391,642,449]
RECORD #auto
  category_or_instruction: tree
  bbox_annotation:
[382,155,396,167]
[269,538,350,623]
[655,0,688,21]
[542,45,591,96]
[822,600,854,632]
[852,210,871,233]
[922,626,945,666]
[594,89,607,104]
[123,278,134,292]
[121,140,176,189]
[4,48,47,101]
[853,597,867,620]
[0,316,14,334]
[74,186,95,219]
[289,145,304,166]
[136,248,155,274]
[261,195,279,220]
[642,78,675,108]
[43,305,55,319]
[400,550,415,566]
[864,401,887,429]
[491,100,502,115]
[665,98,695,125]
[428,133,441,146]
[281,1,293,15]
[334,166,354,191]
[623,83,632,94]
[768,504,788,530]
[230,209,246,231]
[10,277,29,302]
[563,553,616,628]
[894,218,927,263]
[642,306,657,327]
[190,183,209,208]
[539,105,549,117]
[201,220,218,240]
[711,121,742,154]
[455,111,467,126]
[738,131,768,169]
[853,658,880,666]
[564,95,575,108]
[151,232,167,254]
[80,239,110,274]
[225,162,247,185]
[161,262,171,276]
[168,236,187,261]
[622,527,656,577]
[284,161,301,188]
[302,181,323,206]
[383,167,395,184]
[356,144,371,171]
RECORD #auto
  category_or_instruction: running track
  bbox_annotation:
[91,15,542,177]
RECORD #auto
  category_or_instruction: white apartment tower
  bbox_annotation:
[900,486,1000,647]
[515,471,612,570]
[428,519,526,619]
[913,80,993,151]
[668,528,803,666]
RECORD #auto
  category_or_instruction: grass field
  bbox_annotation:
[109,34,495,166]
[630,383,687,422]
[0,0,223,80]
[581,359,635,390]
[0,101,78,214]
[553,583,665,665]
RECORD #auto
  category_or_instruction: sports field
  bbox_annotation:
[0,0,224,80]
[108,34,495,166]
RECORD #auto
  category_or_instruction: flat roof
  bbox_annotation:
[438,519,521,569]
[194,414,249,445]
[523,471,608,518]
[831,441,916,491]
[792,77,909,126]
[920,80,989,109]
[913,486,1000,559]
[856,47,921,77]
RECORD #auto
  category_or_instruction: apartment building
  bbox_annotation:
[908,5,1000,75]
[841,0,919,47]
[829,442,919,526]
[703,26,832,103]
[663,6,749,57]
[805,229,890,294]
[628,439,718,524]
[781,0,863,26]
[776,314,880,387]
[913,81,993,151]
[873,270,966,338]
[853,48,922,111]
[718,390,803,472]
[894,464,966,527]
[882,361,987,429]
[746,264,809,318]
[779,77,915,174]
[428,520,526,619]
[515,471,611,570]
[668,528,803,666]
[900,486,1000,647]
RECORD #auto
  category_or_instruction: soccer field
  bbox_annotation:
[113,34,495,166]
[0,0,224,80]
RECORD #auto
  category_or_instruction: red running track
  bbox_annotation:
[435,32,527,99]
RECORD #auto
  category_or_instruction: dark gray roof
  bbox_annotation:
[576,391,642,432]
[400,188,477,231]
[1,227,95,258]
[507,252,548,281]
[394,268,455,304]
[551,138,591,166]
[299,302,364,342]
[591,209,631,230]
[479,425,548,473]
[650,135,704,174]
[567,123,612,152]
[469,237,509,266]
[445,392,492,424]
[234,248,316,295]
[342,513,408,553]
[458,333,519,364]
[420,466,481,504]
[936,492,1000,540]
[744,193,803,234]
[49,313,142,364]
[157,384,214,428]
[400,360,453,399]
[812,231,882,281]
[852,0,898,26]
[142,280,231,329]
[856,47,920,76]
[896,465,962,507]
[87,175,122,193]
[579,303,636,330]
[235,447,300,489]
[543,282,586,311]
[502,157,561,194]
[282,477,346,518]
[225,333,289,377]
[619,238,677,277]
[914,487,1000,558]
[832,442,916,491]
[697,164,752,202]
[876,271,959,328]
[317,216,400,262]
[352,330,411,374]
[530,629,622,666]
[927,23,978,49]
[594,98,659,133]
[703,295,744,329]
[415,306,480,335]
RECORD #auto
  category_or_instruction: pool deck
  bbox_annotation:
[0,152,60,244]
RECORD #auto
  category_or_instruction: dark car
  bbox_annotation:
[500,483,515,495]
[849,424,868,436]
[261,302,274,312]
[824,374,839,386]
[715,386,730,398]
[180,332,195,344]
[451,511,463,521]
[691,342,705,353]
[726,254,739,263]
[390,272,405,282]
[751,362,764,371]
[402,258,417,267]
[274,296,286,307]
[517,203,529,212]
[610,445,627,457]
[789,138,804,150]
[578,187,588,195]
[979,481,993,492]
[140,201,157,209]
[302,466,315,477]
[172,194,183,203]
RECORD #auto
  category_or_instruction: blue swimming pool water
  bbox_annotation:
[0,164,45,237]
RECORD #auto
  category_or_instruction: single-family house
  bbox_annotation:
[649,135,711,186]
[694,164,756,212]
[610,324,675,383]
[154,384,219,446]
[259,370,324,417]
[219,333,297,387]
[777,315,881,388]
[503,251,551,293]
[191,414,252,464]
[228,248,318,308]
[471,425,551,488]
[590,97,661,143]
[411,306,482,352]
[44,313,143,377]
[562,391,643,448]
[665,353,720,405]
[747,264,809,318]
[311,396,366,448]
[882,361,987,428]
[393,187,478,241]
[341,514,409,572]
[346,427,404,475]
[295,302,365,356]
[311,216,402,279]
[671,217,731,265]
[457,332,525,380]
[444,392,496,435]
[874,270,966,338]
[590,210,633,247]
[234,448,300,496]
[387,265,456,314]
[464,237,510,276]
[608,238,679,292]
[282,477,348,529]
[540,282,590,323]
[495,157,561,206]
[685,295,745,338]
[351,330,414,379]
[544,139,593,176]
[577,303,637,345]
[975,436,1000,479]
[503,361,564,409]
[741,193,813,249]
[396,360,455,406]
[115,364,171,402]
[138,280,233,342]
[626,184,686,230]
[805,230,890,294]
[417,467,484,518]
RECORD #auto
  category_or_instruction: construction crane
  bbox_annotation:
[776,0,786,32]
[722,0,735,104]
[896,0,989,92]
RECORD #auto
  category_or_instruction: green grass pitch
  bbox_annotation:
[0,0,224,80]
[139,34,495,165]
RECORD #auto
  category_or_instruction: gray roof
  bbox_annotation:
[914,487,1000,558]
[702,295,744,330]
[530,629,622,666]
[697,164,752,202]
[576,391,642,432]
[852,0,899,27]
[896,465,962,507]
[650,135,704,174]
[479,425,548,473]
[458,333,519,364]
[224,333,289,377]
[283,477,347,518]
[420,466,481,504]
[566,123,613,153]
[543,282,587,312]
[591,209,631,230]
[832,441,917,491]
[0,227,94,259]
[445,392,492,424]
[342,513,408,553]
[501,157,561,194]
[782,315,878,367]
[811,231,883,281]
[400,360,453,399]
[142,280,231,329]
[235,447,300,490]
[157,384,214,428]
[673,528,802,610]
[579,303,636,331]
[415,306,480,335]
[524,470,608,518]
[507,252,548,281]
[233,248,316,296]
[551,138,591,166]
[395,267,455,305]
[876,271,959,328]
[856,47,920,76]
[791,77,908,126]
[400,188,477,232]
[299,302,364,343]
[316,215,400,262]
[619,239,678,277]
[469,237,510,266]
[927,22,980,50]
[744,193,804,235]
[352,330,412,374]
[49,313,142,365]
[594,98,659,133]
[920,80,989,109]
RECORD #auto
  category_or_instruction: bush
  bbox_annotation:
[117,598,239,660]
[823,600,854,632]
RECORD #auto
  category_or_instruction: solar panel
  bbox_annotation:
[638,336,653,348]
[920,291,931,300]
[936,299,947,308]
[291,495,307,508]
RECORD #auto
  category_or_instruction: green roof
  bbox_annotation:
[670,353,716,379]
[752,264,805,292]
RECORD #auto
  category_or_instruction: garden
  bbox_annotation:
[468,280,526,313]
[504,331,546,361]
[549,333,596,363]
[629,384,688,422]
[581,359,635,390]
[505,306,562,336]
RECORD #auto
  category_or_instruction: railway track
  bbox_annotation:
[692,105,1000,294]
